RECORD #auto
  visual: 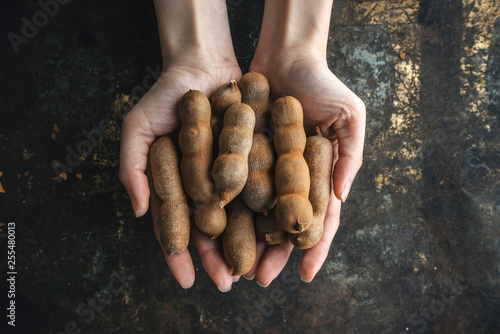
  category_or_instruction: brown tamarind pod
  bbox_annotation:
[194,197,227,239]
[223,197,256,276]
[178,90,215,204]
[242,133,277,214]
[239,72,271,133]
[290,127,333,249]
[213,103,255,209]
[150,136,190,255]
[211,80,242,155]
[272,96,313,233]
[256,209,287,245]
[179,90,227,238]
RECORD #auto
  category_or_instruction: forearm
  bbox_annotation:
[154,0,236,68]
[253,0,333,62]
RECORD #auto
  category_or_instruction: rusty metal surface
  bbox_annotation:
[0,0,499,333]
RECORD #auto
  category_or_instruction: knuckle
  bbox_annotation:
[121,111,134,129]
[354,96,366,118]
[356,158,363,171]
[345,154,363,173]
[118,168,127,185]
[351,147,364,172]
[341,93,366,122]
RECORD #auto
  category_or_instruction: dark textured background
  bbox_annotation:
[1,0,499,333]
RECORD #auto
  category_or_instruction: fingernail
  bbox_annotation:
[130,197,139,217]
[218,285,232,293]
[233,276,241,283]
[243,275,255,281]
[341,181,352,203]
[300,275,315,283]
[256,280,271,288]
[180,282,194,289]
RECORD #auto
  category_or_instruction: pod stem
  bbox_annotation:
[293,220,305,233]
[229,80,237,91]
[218,195,227,209]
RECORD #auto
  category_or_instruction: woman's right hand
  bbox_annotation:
[120,57,242,291]
[120,0,243,291]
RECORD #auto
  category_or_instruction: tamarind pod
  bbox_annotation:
[223,197,256,276]
[290,127,333,249]
[272,96,313,233]
[194,196,227,239]
[178,90,215,204]
[150,136,190,255]
[239,72,271,133]
[211,80,242,155]
[256,209,287,245]
[213,102,255,208]
[242,133,277,214]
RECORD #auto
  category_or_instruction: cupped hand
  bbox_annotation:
[246,53,366,285]
[119,57,242,290]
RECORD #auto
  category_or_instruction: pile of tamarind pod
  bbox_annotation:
[149,72,333,276]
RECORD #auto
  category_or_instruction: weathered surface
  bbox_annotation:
[0,0,499,333]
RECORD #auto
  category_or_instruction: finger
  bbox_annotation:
[244,240,267,280]
[150,182,195,289]
[162,249,196,289]
[255,239,294,288]
[149,170,195,287]
[331,93,366,202]
[299,193,341,282]
[119,108,156,217]
[191,226,233,292]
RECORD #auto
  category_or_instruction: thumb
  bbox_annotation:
[119,108,155,217]
[331,93,366,202]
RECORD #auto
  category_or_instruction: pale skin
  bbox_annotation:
[119,0,365,291]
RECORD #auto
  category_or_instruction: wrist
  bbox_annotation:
[251,46,325,75]
[162,46,239,75]
[252,0,333,67]
[154,0,237,69]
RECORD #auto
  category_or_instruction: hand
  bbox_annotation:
[246,53,365,285]
[120,58,242,290]
[120,0,243,291]
[238,0,365,286]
